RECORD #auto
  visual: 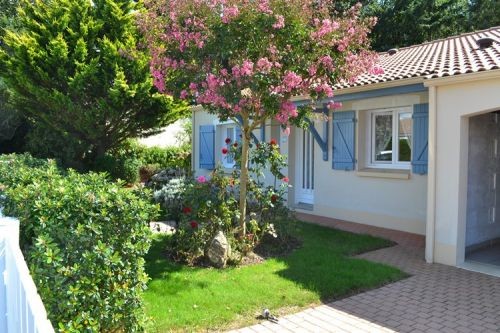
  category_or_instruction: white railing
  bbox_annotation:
[0,215,55,333]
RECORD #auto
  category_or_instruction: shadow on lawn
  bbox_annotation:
[270,223,406,303]
[145,234,183,280]
[144,223,406,303]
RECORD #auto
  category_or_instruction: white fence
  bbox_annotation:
[0,216,55,333]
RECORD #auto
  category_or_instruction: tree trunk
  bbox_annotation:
[238,124,250,237]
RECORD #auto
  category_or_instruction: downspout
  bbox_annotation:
[425,85,437,263]
[191,108,196,176]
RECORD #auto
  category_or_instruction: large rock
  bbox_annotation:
[206,231,231,268]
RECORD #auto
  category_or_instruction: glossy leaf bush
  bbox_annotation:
[0,153,158,332]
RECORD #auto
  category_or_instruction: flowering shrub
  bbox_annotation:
[139,0,381,235]
[168,167,238,264]
[168,137,292,265]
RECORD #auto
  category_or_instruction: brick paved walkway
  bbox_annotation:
[229,214,500,333]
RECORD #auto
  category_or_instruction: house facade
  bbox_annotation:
[192,27,500,274]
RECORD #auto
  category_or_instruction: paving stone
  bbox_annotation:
[228,216,500,333]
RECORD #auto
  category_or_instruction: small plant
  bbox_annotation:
[153,177,190,220]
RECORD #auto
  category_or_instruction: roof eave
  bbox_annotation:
[291,77,425,103]
[424,69,500,87]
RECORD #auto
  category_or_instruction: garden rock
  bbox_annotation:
[207,231,231,268]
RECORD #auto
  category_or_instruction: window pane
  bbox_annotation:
[398,112,412,162]
[226,127,234,163]
[374,114,393,162]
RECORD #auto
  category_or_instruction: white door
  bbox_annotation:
[295,127,315,205]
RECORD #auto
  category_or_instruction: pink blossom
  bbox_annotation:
[189,82,198,91]
[180,90,188,99]
[308,65,317,76]
[206,73,221,90]
[257,0,273,14]
[315,83,334,97]
[370,66,385,75]
[196,175,207,183]
[279,71,302,92]
[311,19,340,39]
[272,15,285,29]
[282,127,291,136]
[282,176,289,183]
[327,101,342,110]
[231,65,241,79]
[275,101,298,124]
[268,45,278,55]
[319,55,334,71]
[240,60,254,76]
[222,6,239,24]
[256,57,273,73]
[152,70,165,92]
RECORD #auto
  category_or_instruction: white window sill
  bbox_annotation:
[357,168,410,180]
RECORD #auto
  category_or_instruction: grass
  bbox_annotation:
[143,221,407,332]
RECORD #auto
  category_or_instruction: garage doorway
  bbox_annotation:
[465,111,500,267]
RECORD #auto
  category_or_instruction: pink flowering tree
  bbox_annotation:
[139,0,381,236]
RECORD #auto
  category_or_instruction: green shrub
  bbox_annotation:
[92,154,141,184]
[139,163,161,182]
[0,154,158,332]
[118,140,191,172]
[96,140,191,183]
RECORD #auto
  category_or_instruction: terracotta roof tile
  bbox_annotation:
[335,26,500,89]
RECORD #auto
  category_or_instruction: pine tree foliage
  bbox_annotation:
[0,0,187,164]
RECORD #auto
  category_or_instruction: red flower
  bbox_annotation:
[182,207,192,214]
[270,138,277,146]
[271,194,278,203]
[282,176,289,183]
[225,137,231,144]
[222,147,228,154]
[190,221,198,229]
[233,142,238,147]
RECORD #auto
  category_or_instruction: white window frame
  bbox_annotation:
[220,124,237,168]
[366,107,412,169]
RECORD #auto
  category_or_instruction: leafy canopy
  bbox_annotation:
[0,0,187,164]
[140,0,380,235]
[139,0,381,131]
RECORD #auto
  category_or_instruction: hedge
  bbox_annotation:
[93,140,191,184]
[0,153,159,332]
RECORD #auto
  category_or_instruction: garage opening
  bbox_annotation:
[465,111,500,267]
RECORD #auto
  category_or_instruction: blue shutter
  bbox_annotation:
[199,125,215,169]
[332,111,356,170]
[235,126,242,143]
[412,103,429,174]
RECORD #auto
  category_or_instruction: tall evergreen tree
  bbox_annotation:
[367,0,470,51]
[0,0,187,165]
[470,0,500,30]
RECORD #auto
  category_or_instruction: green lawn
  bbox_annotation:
[143,221,406,332]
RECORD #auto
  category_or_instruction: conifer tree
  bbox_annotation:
[0,0,187,164]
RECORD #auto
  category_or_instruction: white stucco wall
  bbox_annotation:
[192,110,284,188]
[193,91,429,235]
[290,92,429,235]
[431,74,500,266]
